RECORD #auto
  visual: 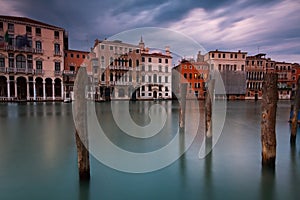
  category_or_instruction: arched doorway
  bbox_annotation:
[17,76,27,100]
[153,91,158,99]
[45,78,52,98]
[0,76,7,97]
[35,77,43,98]
[54,78,61,97]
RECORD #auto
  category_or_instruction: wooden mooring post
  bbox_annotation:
[290,77,300,145]
[179,83,188,132]
[205,80,215,153]
[74,67,90,180]
[261,73,278,168]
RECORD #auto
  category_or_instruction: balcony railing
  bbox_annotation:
[0,45,44,54]
[63,70,76,75]
[109,65,129,70]
[54,51,62,56]
[35,69,44,75]
[54,71,62,76]
[0,67,5,73]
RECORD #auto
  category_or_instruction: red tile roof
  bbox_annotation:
[0,15,64,30]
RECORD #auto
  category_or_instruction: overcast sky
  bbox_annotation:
[1,0,299,63]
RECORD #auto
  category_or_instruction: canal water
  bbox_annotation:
[0,100,299,200]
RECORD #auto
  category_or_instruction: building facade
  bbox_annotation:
[0,15,67,101]
[91,38,172,100]
[275,61,293,99]
[204,50,247,99]
[172,51,209,99]
[63,49,90,100]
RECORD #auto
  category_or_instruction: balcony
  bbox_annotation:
[63,70,76,75]
[0,44,44,54]
[0,67,6,73]
[54,71,62,76]
[6,67,35,74]
[109,65,129,70]
[54,51,62,56]
[35,69,44,75]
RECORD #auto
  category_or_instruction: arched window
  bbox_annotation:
[16,54,26,68]
[129,59,132,67]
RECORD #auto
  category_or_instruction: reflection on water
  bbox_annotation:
[0,101,300,200]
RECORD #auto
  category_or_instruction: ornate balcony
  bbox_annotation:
[35,69,44,75]
[0,67,6,73]
[54,51,62,56]
[54,71,62,76]
[0,45,44,54]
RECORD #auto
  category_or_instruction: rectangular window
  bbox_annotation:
[148,65,152,71]
[142,57,145,62]
[26,26,32,34]
[110,46,113,50]
[223,53,225,58]
[241,65,245,71]
[0,22,3,31]
[27,55,33,69]
[55,62,61,71]
[36,61,42,69]
[165,59,168,64]
[165,76,168,83]
[35,27,41,36]
[36,41,42,50]
[165,66,168,72]
[101,45,105,49]
[0,57,4,67]
[8,53,14,68]
[159,76,162,83]
[54,31,59,39]
[8,23,14,32]
[148,57,152,62]
[159,66,162,72]
[235,54,237,59]
[54,43,60,54]
[159,58,162,63]
[141,65,145,71]
[77,54,80,58]
[211,53,214,58]
[148,76,152,82]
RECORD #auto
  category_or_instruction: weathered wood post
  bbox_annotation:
[261,73,278,168]
[179,83,188,132]
[290,77,300,144]
[205,79,215,153]
[74,67,90,180]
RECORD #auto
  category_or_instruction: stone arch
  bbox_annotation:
[16,76,27,100]
[35,77,43,98]
[54,78,62,97]
[45,78,53,97]
[0,76,7,97]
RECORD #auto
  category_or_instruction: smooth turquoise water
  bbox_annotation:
[0,101,299,200]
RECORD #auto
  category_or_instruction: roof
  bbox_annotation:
[65,49,90,54]
[141,52,172,58]
[0,15,64,30]
[209,49,247,54]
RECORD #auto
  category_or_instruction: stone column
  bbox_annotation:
[33,81,36,101]
[52,80,55,100]
[27,80,30,100]
[7,79,10,99]
[14,78,17,99]
[61,81,64,100]
[43,80,46,100]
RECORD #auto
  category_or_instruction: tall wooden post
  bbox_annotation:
[261,73,278,168]
[74,67,90,180]
[291,77,300,144]
[179,83,187,132]
[205,80,215,153]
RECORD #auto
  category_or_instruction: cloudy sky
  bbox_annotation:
[1,0,300,63]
